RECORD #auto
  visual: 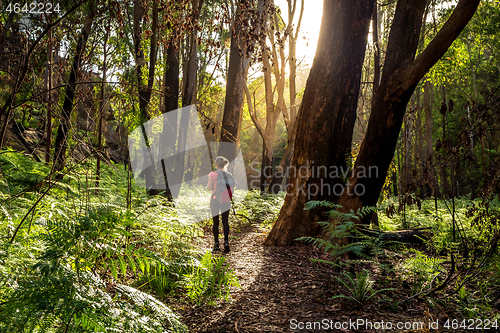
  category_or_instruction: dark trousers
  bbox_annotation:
[210,199,230,243]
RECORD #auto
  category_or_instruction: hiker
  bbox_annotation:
[207,156,235,253]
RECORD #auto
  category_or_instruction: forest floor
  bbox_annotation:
[173,224,461,333]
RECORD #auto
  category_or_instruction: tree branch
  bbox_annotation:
[398,0,481,93]
[244,83,264,138]
[0,1,85,148]
[295,0,304,37]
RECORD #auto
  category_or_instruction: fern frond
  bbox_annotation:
[304,200,341,211]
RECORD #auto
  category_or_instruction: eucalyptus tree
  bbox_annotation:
[0,1,84,151]
[267,0,304,193]
[219,0,264,163]
[265,0,481,246]
[337,0,481,223]
[265,0,375,245]
[245,0,303,194]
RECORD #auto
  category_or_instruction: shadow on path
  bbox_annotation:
[175,224,473,333]
[177,225,340,332]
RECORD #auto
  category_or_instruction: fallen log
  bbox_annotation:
[358,227,432,243]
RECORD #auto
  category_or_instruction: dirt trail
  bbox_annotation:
[176,225,340,332]
[175,226,452,333]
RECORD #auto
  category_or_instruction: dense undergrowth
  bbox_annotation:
[0,149,279,332]
[2,148,500,331]
[376,195,500,319]
[299,194,500,322]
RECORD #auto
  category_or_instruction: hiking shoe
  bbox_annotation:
[212,242,220,252]
[224,241,230,253]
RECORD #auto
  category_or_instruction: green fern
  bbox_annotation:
[333,270,395,305]
[0,208,188,332]
[0,152,239,331]
[184,251,240,305]
[297,201,375,260]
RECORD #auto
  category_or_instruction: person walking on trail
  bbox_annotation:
[207,156,236,253]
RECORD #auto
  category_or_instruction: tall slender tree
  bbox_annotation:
[133,0,159,121]
[95,20,111,193]
[160,30,181,201]
[246,0,287,193]
[132,0,164,195]
[267,0,304,193]
[53,1,97,170]
[220,0,263,162]
[182,0,204,107]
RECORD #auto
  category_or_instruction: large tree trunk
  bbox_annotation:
[160,40,180,201]
[182,31,197,107]
[133,0,162,195]
[337,0,481,223]
[53,5,95,170]
[182,0,204,184]
[164,43,180,114]
[265,0,375,246]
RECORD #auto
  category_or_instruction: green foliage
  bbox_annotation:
[333,270,394,306]
[465,196,500,253]
[455,279,498,320]
[0,208,188,332]
[237,190,285,227]
[0,148,50,194]
[296,201,375,261]
[400,249,445,293]
[379,196,466,253]
[456,280,469,307]
[376,195,500,318]
[0,149,248,331]
[183,251,240,306]
[428,0,500,97]
[378,195,500,257]
[0,151,226,332]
